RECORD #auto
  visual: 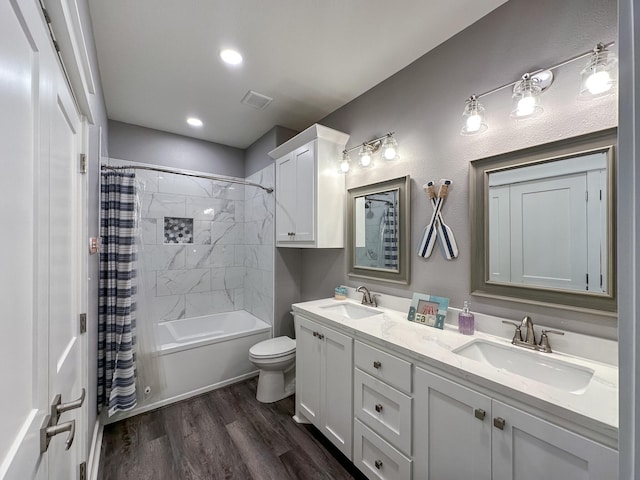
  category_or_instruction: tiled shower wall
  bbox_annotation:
[106,158,274,325]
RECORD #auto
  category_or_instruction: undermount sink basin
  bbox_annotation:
[453,340,594,393]
[320,302,383,319]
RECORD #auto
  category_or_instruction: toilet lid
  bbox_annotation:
[250,336,296,358]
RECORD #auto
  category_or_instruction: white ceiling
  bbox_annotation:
[88,0,508,149]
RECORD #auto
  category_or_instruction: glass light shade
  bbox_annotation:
[579,45,617,100]
[381,135,399,160]
[461,96,487,135]
[339,151,351,174]
[359,144,373,167]
[510,75,543,119]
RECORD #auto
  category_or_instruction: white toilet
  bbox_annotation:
[249,336,296,403]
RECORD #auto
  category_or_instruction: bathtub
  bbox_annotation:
[107,310,271,421]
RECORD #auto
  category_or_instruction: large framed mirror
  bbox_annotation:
[347,176,411,284]
[470,128,616,313]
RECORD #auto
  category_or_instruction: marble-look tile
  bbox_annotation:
[142,192,186,218]
[244,219,274,246]
[244,245,274,271]
[211,222,243,246]
[141,245,186,271]
[245,194,274,223]
[185,290,235,317]
[186,197,236,222]
[233,289,244,310]
[139,270,157,298]
[152,295,185,321]
[158,173,212,197]
[245,165,275,200]
[156,269,211,296]
[134,169,159,194]
[212,182,245,201]
[141,218,158,244]
[234,245,245,267]
[193,220,211,245]
[185,245,235,268]
[211,266,245,291]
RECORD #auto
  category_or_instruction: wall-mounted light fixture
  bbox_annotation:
[460,41,615,136]
[339,132,399,174]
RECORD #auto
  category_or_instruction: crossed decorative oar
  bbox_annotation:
[417,179,459,259]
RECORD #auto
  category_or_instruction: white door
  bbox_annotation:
[294,316,322,425]
[0,1,86,478]
[321,325,353,459]
[291,143,315,242]
[275,153,296,242]
[492,400,618,480]
[413,368,492,480]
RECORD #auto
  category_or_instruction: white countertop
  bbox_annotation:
[292,295,619,445]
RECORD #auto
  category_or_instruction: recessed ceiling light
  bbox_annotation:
[220,48,243,65]
[187,117,203,127]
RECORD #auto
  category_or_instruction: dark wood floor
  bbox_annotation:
[98,378,367,480]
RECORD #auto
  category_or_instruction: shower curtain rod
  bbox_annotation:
[101,164,274,193]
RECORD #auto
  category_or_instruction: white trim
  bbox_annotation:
[87,419,103,480]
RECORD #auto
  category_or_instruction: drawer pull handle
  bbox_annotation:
[375,404,383,413]
[493,417,506,430]
[474,408,486,421]
[374,460,383,470]
[373,361,382,369]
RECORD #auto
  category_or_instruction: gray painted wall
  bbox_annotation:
[292,0,618,339]
[245,126,297,177]
[617,0,638,476]
[108,120,245,177]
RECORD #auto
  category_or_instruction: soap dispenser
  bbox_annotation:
[458,301,475,335]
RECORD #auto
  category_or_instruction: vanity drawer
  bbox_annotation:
[354,419,411,480]
[354,369,412,456]
[355,341,411,394]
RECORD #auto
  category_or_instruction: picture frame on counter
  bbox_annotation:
[407,293,449,329]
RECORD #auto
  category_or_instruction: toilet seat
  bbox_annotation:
[249,336,296,359]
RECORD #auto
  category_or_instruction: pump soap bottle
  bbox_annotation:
[458,301,475,335]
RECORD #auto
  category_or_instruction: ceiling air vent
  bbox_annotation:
[241,90,273,110]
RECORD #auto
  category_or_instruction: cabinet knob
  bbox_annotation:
[374,460,383,470]
[474,408,486,421]
[375,404,383,413]
[373,361,382,369]
[318,333,324,340]
[493,417,506,430]
[312,331,318,337]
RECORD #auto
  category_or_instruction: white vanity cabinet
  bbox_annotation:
[269,124,349,248]
[414,367,618,480]
[294,314,353,459]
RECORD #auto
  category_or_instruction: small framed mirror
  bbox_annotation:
[470,128,616,313]
[347,176,411,284]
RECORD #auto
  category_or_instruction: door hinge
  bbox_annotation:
[80,154,87,174]
[79,313,87,334]
[42,7,51,24]
[79,461,87,480]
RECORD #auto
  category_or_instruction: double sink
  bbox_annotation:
[320,301,594,394]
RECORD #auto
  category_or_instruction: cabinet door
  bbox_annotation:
[295,316,322,426]
[414,367,492,480]
[492,401,618,480]
[321,325,353,459]
[292,143,315,241]
[275,153,296,242]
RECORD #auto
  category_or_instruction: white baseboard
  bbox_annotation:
[103,370,259,425]
[88,418,103,480]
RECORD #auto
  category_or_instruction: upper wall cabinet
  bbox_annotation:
[269,124,349,248]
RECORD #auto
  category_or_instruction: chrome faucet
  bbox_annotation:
[502,316,565,353]
[356,286,377,307]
